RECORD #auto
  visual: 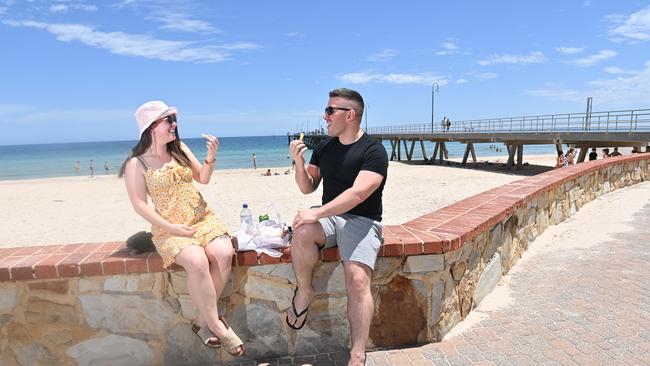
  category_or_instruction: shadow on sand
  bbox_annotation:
[393,159,555,177]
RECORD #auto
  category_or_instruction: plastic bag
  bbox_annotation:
[235,203,291,258]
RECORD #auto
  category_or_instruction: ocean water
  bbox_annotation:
[0,135,558,181]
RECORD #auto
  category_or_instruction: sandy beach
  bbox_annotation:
[0,155,559,248]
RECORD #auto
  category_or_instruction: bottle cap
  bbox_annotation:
[242,203,248,208]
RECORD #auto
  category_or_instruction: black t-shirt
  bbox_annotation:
[588,152,598,161]
[310,133,388,221]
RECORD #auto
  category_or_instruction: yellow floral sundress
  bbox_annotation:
[138,157,229,268]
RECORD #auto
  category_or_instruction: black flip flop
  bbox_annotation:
[286,288,310,330]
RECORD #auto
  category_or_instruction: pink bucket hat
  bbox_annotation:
[134,101,178,138]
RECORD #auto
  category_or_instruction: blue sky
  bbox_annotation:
[1,0,649,145]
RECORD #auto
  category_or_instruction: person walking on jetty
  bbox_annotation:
[287,88,388,366]
[119,101,244,357]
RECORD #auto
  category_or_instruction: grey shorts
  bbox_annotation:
[319,213,383,270]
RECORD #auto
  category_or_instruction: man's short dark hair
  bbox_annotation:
[329,88,364,122]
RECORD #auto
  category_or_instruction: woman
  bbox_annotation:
[565,148,575,165]
[555,151,565,168]
[119,101,244,356]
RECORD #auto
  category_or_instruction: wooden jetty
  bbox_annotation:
[289,109,650,169]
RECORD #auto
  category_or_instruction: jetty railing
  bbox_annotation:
[366,108,650,134]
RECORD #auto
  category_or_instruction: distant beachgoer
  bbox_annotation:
[565,148,575,165]
[288,88,388,366]
[602,148,611,158]
[252,153,257,170]
[646,146,650,153]
[440,117,447,132]
[89,160,95,178]
[104,161,110,175]
[292,160,296,171]
[610,147,622,157]
[556,151,565,168]
[118,100,245,357]
[261,168,272,176]
[588,148,598,161]
[74,161,81,175]
[446,117,452,132]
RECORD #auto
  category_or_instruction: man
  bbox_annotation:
[610,147,622,157]
[252,153,257,169]
[588,148,598,161]
[287,88,388,366]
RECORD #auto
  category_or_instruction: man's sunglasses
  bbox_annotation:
[325,106,351,116]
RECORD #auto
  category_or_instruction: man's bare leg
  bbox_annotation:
[343,261,373,366]
[286,223,326,328]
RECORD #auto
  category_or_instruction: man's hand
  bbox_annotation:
[289,139,308,167]
[293,208,320,230]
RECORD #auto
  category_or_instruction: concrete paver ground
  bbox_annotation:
[233,182,650,366]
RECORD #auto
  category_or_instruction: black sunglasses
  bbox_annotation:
[155,114,177,125]
[325,106,351,116]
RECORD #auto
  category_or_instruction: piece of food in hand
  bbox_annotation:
[299,133,304,141]
[201,133,210,138]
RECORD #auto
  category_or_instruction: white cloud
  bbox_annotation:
[2,20,257,63]
[284,32,302,37]
[528,60,650,106]
[565,49,617,67]
[478,51,547,65]
[603,66,637,75]
[48,3,97,13]
[49,4,67,13]
[337,72,447,86]
[556,46,584,54]
[456,78,468,84]
[436,41,459,56]
[158,13,220,34]
[364,48,399,62]
[608,5,650,43]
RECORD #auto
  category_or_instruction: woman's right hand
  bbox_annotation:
[166,223,197,237]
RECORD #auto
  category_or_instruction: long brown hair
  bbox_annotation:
[118,122,191,178]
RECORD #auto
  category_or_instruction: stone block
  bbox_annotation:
[67,334,153,366]
[78,278,101,293]
[450,261,466,281]
[79,294,173,336]
[0,289,16,313]
[177,293,197,320]
[243,274,293,311]
[249,263,296,283]
[228,300,288,360]
[430,279,445,325]
[27,280,69,295]
[165,322,220,365]
[403,254,444,273]
[169,271,187,295]
[473,253,502,306]
[313,262,346,295]
[25,298,78,324]
[370,276,426,347]
[10,343,56,366]
[485,224,502,259]
[373,257,402,282]
[103,276,126,292]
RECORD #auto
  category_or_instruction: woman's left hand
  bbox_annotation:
[203,134,219,162]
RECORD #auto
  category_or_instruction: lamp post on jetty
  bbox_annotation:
[431,82,439,133]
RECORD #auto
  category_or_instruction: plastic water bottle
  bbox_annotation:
[240,203,253,225]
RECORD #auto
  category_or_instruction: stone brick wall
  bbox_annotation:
[1,154,648,365]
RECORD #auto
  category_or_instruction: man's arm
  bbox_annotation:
[293,170,383,229]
